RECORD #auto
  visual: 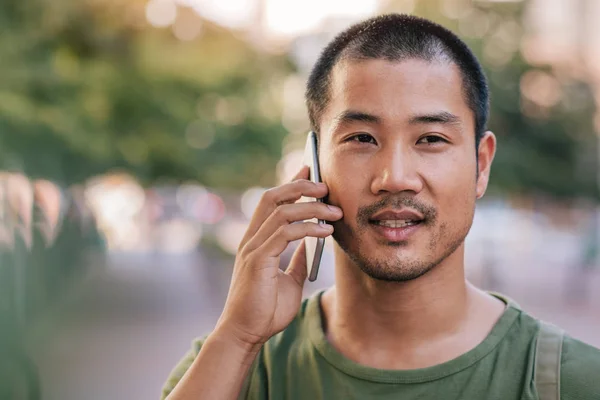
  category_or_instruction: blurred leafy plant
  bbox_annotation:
[0,0,293,188]
[1,0,598,200]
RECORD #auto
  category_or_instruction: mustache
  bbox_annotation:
[356,195,437,225]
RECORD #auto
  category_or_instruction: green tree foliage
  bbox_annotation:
[1,0,597,199]
[0,0,293,188]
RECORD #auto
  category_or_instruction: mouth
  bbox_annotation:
[368,218,424,242]
[371,219,422,228]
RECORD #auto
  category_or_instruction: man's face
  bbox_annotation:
[318,58,494,281]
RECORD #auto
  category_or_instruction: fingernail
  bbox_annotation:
[327,205,342,213]
[320,224,334,232]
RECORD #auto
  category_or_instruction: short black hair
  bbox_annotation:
[305,14,490,148]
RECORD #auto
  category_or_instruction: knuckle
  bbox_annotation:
[238,242,254,259]
[275,224,287,237]
[306,222,318,234]
[261,188,276,204]
[244,253,259,269]
[237,234,250,251]
[272,204,285,218]
[294,179,312,192]
[308,206,324,220]
[277,224,292,239]
[296,225,308,239]
[294,178,311,186]
[311,205,323,218]
[245,247,262,263]
[275,204,293,222]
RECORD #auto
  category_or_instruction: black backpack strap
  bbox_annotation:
[535,321,565,400]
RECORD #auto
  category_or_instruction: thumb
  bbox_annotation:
[285,240,308,286]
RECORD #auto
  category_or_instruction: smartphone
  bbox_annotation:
[302,131,325,282]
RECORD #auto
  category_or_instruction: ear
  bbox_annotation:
[476,131,496,199]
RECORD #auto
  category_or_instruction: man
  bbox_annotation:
[32,180,63,248]
[30,179,64,315]
[161,14,600,399]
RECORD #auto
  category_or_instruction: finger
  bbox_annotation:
[239,166,310,249]
[257,221,333,259]
[285,240,308,286]
[239,176,328,249]
[244,201,341,251]
[291,165,310,181]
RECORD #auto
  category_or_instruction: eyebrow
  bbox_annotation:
[330,109,462,132]
[408,111,461,126]
[332,110,382,129]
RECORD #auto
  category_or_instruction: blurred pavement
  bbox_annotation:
[28,248,600,400]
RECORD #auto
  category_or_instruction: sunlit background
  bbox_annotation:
[1,0,600,398]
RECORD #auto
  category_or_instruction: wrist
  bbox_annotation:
[211,324,265,361]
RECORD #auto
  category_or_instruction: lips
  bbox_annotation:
[369,209,425,223]
[373,220,419,228]
[368,208,425,242]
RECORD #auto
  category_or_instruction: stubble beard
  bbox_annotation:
[331,207,473,282]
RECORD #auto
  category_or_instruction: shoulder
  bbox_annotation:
[501,299,600,399]
[560,335,600,400]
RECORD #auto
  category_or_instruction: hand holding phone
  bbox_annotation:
[216,150,342,349]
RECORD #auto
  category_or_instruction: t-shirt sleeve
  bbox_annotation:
[560,336,600,400]
[160,337,205,400]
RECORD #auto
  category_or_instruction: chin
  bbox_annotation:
[354,256,438,282]
[333,220,467,282]
[339,235,465,283]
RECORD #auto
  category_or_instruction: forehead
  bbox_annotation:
[323,58,473,131]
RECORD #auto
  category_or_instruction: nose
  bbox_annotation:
[370,144,423,195]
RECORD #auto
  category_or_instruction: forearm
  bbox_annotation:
[165,330,261,400]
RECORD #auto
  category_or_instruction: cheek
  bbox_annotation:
[424,155,477,215]
[322,154,367,216]
[425,148,477,188]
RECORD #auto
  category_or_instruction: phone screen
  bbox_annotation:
[302,131,325,282]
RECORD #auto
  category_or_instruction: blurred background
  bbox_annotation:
[1,0,600,398]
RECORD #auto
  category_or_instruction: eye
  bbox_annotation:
[347,133,377,145]
[417,135,448,145]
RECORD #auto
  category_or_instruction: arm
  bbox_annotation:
[164,330,260,400]
[162,166,342,400]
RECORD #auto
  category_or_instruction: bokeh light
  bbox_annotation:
[520,70,562,108]
[197,192,226,224]
[145,0,178,27]
[216,218,247,254]
[185,120,216,149]
[181,0,257,30]
[277,149,304,185]
[264,0,379,38]
[241,186,266,219]
[172,9,203,41]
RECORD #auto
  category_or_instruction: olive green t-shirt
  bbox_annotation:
[161,291,600,399]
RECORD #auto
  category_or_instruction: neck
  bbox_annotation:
[321,243,504,369]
